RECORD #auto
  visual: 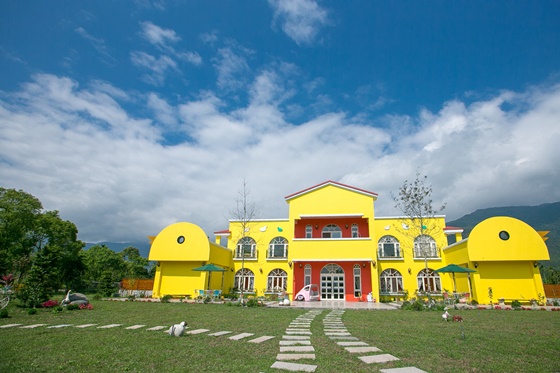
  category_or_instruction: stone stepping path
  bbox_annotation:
[322,309,427,371]
[271,310,321,372]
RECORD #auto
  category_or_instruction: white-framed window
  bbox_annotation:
[380,269,404,293]
[304,264,312,286]
[322,224,342,238]
[267,268,288,292]
[417,268,441,293]
[351,224,360,238]
[234,268,255,292]
[378,236,401,258]
[414,235,438,258]
[235,237,256,259]
[268,237,288,258]
[305,225,313,238]
[353,264,362,297]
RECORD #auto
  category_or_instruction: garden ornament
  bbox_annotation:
[442,310,450,321]
[168,321,187,337]
[61,290,89,306]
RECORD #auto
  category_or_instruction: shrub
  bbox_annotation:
[160,295,172,303]
[511,300,522,309]
[471,299,479,306]
[52,306,63,314]
[28,308,37,315]
[79,303,93,310]
[66,304,80,311]
[246,298,261,307]
[0,309,8,318]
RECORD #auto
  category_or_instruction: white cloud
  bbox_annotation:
[74,27,116,65]
[130,51,178,86]
[140,21,180,50]
[268,0,329,45]
[1,73,559,245]
[213,45,252,91]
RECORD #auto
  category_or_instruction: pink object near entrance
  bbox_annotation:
[294,284,320,301]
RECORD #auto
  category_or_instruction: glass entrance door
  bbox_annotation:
[320,264,345,300]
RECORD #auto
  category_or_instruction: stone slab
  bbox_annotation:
[186,328,210,335]
[280,340,312,346]
[98,324,122,329]
[380,368,428,373]
[282,335,310,340]
[48,324,73,329]
[286,328,310,332]
[280,346,315,352]
[125,325,146,330]
[208,331,232,336]
[285,330,312,335]
[20,324,47,329]
[337,341,369,346]
[248,335,275,343]
[328,336,359,340]
[276,354,316,361]
[145,325,167,331]
[0,324,22,328]
[271,361,317,372]
[359,354,400,364]
[345,346,381,353]
[229,332,254,340]
[379,367,428,373]
[325,332,351,336]
[75,324,98,328]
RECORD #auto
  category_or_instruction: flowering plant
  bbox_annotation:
[79,303,94,310]
[42,300,59,308]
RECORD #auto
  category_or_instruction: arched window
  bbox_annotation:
[268,237,288,258]
[267,269,288,292]
[236,237,256,259]
[305,225,313,238]
[351,224,360,238]
[380,269,403,294]
[234,268,255,292]
[304,264,312,286]
[414,235,438,258]
[417,268,441,293]
[378,236,401,258]
[322,224,342,239]
[353,264,362,297]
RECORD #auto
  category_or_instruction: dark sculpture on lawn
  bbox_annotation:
[61,290,89,306]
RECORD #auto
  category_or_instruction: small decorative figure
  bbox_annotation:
[168,321,187,336]
[61,290,89,306]
[442,310,450,321]
[453,315,463,322]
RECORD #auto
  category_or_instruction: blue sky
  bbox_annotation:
[1,0,559,243]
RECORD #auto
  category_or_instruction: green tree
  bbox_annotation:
[0,188,43,281]
[81,244,125,291]
[0,188,85,297]
[121,246,149,279]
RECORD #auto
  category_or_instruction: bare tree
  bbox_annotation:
[392,170,446,292]
[229,179,259,302]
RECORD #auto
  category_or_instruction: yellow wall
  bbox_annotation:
[468,217,550,261]
[149,222,210,262]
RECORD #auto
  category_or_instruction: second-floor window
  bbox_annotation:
[236,236,256,258]
[322,224,342,238]
[378,235,401,258]
[351,224,360,238]
[268,237,288,258]
[305,224,313,238]
[414,235,438,258]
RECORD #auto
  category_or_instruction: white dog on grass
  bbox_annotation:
[168,321,187,336]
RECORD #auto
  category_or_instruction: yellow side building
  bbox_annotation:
[148,181,550,304]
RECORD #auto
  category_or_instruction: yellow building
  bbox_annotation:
[148,181,550,304]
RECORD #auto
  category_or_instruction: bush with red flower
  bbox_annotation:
[41,300,59,308]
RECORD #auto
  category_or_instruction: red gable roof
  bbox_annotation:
[285,180,378,201]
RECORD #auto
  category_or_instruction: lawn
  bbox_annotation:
[1,300,559,372]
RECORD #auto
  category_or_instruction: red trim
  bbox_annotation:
[444,226,463,231]
[285,180,378,201]
[214,230,231,235]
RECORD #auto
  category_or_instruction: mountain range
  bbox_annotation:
[86,201,560,269]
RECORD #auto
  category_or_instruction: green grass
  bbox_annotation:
[1,300,559,372]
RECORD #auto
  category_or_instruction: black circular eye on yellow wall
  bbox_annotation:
[499,231,510,241]
[177,236,185,244]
